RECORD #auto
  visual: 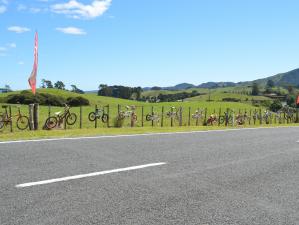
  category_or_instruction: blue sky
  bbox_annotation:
[1,0,299,90]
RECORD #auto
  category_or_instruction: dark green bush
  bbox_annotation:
[66,96,89,106]
[222,97,240,102]
[269,100,282,112]
[5,91,65,106]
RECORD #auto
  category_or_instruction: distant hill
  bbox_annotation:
[250,68,299,87]
[140,68,299,92]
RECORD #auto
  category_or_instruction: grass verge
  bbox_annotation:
[1,124,298,142]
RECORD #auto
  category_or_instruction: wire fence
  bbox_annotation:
[0,104,299,133]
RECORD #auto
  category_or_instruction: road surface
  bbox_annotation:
[1,127,299,225]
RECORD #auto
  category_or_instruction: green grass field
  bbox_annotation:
[2,88,295,141]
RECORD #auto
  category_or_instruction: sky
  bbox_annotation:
[1,0,299,90]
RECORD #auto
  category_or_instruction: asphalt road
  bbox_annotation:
[1,127,299,225]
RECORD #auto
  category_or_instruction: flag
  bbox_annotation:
[28,31,38,95]
[297,95,299,105]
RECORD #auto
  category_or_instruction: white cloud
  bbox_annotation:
[17,4,27,11]
[51,0,112,19]
[0,5,6,13]
[18,61,24,65]
[56,27,86,35]
[8,26,30,33]
[8,43,16,48]
[0,46,6,51]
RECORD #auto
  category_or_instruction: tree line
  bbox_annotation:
[98,84,142,100]
[40,79,84,94]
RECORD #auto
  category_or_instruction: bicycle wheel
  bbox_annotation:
[0,116,4,129]
[118,113,125,120]
[16,116,29,130]
[66,113,77,125]
[101,114,109,123]
[219,116,225,124]
[146,114,152,121]
[45,117,57,129]
[88,112,96,122]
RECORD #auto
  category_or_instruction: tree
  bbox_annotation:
[251,83,259,96]
[269,100,282,112]
[71,84,84,94]
[151,86,162,91]
[41,79,46,88]
[287,85,294,94]
[54,81,65,90]
[45,80,53,88]
[4,84,12,92]
[266,80,275,88]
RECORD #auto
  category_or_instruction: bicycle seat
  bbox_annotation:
[55,111,61,116]
[2,105,8,109]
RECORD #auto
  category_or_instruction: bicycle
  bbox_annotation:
[146,112,160,122]
[45,104,77,129]
[207,114,218,125]
[166,107,181,121]
[0,105,29,130]
[219,110,235,126]
[88,108,109,123]
[118,106,137,122]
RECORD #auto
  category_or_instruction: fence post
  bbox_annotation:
[259,108,262,125]
[161,106,164,127]
[9,105,13,132]
[28,104,34,130]
[33,104,39,130]
[141,106,144,127]
[95,105,98,129]
[80,106,82,129]
[249,109,252,125]
[188,107,191,126]
[107,104,110,128]
[64,106,67,130]
[179,107,182,126]
[204,108,207,126]
[296,108,299,123]
[48,105,51,118]
[171,107,173,127]
[151,106,154,127]
[218,108,221,126]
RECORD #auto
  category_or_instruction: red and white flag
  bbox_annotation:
[296,95,299,105]
[28,31,38,95]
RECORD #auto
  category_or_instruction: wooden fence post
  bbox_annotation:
[179,107,182,126]
[204,108,207,126]
[249,109,252,125]
[218,108,221,126]
[28,104,34,130]
[188,107,191,126]
[151,106,154,127]
[161,106,164,127]
[48,105,51,118]
[259,108,262,125]
[80,106,82,129]
[141,106,144,127]
[95,105,98,129]
[296,108,299,123]
[33,103,39,130]
[171,107,173,127]
[107,104,110,128]
[9,105,13,132]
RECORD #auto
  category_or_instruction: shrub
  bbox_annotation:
[66,96,89,106]
[5,91,65,106]
[222,98,240,102]
[269,100,282,112]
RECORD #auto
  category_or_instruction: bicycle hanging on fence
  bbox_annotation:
[192,109,204,125]
[44,104,77,129]
[0,105,29,130]
[146,111,160,123]
[88,107,109,123]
